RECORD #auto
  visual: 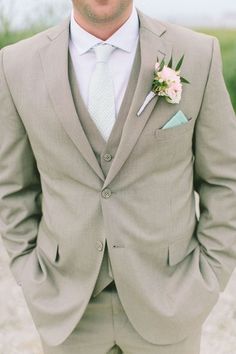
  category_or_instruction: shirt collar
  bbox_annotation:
[70,6,139,55]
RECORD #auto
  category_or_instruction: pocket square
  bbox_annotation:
[161,110,189,130]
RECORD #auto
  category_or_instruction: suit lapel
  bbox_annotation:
[39,18,105,182]
[103,11,172,189]
[39,12,172,187]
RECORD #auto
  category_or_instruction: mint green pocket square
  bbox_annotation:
[162,110,189,130]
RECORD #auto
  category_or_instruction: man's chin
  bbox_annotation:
[86,6,123,24]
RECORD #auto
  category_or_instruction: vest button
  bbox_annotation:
[102,188,112,199]
[103,153,112,162]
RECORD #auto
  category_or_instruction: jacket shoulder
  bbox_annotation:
[1,17,70,59]
[0,18,70,80]
[139,10,216,58]
[163,20,215,51]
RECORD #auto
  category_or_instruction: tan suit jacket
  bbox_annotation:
[1,10,236,347]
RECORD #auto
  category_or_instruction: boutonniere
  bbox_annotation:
[137,55,190,117]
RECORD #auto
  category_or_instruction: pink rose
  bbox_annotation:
[158,66,181,84]
[147,56,189,109]
[165,83,183,104]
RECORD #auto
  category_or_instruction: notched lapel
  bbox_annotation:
[39,21,105,182]
[103,12,173,189]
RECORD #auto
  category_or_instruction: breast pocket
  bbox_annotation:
[154,117,195,141]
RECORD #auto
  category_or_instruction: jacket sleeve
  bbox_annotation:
[0,48,42,285]
[194,37,236,291]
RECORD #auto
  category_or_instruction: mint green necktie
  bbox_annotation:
[88,43,116,142]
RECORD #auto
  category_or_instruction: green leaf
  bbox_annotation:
[180,76,190,84]
[175,54,185,71]
[168,56,173,68]
[159,58,165,71]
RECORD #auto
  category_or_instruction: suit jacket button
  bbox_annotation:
[103,153,112,162]
[102,188,112,198]
[96,240,104,252]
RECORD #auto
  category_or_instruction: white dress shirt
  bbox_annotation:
[69,6,140,116]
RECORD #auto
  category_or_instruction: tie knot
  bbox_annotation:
[93,43,115,63]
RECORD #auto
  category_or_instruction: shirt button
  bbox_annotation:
[102,188,112,199]
[96,240,104,252]
[103,153,112,162]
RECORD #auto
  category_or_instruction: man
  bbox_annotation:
[0,0,236,353]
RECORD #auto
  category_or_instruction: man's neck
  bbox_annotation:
[73,7,133,41]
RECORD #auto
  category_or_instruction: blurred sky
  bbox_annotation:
[136,0,236,17]
[1,0,236,28]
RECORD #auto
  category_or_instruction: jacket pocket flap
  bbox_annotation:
[37,229,59,262]
[168,236,199,266]
[155,116,194,140]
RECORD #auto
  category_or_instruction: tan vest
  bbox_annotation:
[68,46,140,297]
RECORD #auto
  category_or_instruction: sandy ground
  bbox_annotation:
[0,237,236,354]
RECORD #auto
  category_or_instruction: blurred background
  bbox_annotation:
[0,1,236,354]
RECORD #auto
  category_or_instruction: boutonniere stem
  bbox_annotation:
[137,55,190,117]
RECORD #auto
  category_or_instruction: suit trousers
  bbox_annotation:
[41,282,202,354]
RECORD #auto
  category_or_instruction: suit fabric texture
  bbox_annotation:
[41,288,202,354]
[0,9,236,348]
[68,47,141,298]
